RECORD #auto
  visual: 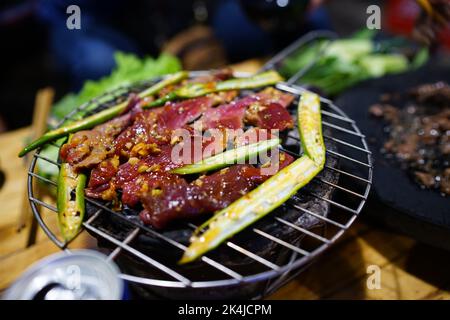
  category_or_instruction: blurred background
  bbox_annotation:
[0,0,449,132]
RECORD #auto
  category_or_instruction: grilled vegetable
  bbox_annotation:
[180,91,326,263]
[171,138,281,175]
[146,70,284,107]
[57,162,87,241]
[18,71,188,157]
[298,92,325,166]
[179,155,322,264]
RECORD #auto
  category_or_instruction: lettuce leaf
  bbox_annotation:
[52,52,181,120]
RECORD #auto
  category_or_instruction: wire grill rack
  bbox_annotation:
[27,31,373,298]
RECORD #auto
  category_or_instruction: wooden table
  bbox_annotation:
[1,62,450,299]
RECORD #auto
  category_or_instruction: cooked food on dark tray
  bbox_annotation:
[19,70,326,262]
[369,81,450,196]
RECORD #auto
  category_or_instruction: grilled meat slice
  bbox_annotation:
[198,87,294,131]
[116,133,227,207]
[139,165,266,229]
[139,151,294,229]
[60,114,132,170]
[158,96,216,130]
[114,108,167,159]
[115,145,184,207]
[246,102,294,130]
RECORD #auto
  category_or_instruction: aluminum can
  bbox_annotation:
[3,250,124,300]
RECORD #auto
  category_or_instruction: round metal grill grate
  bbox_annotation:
[27,31,373,298]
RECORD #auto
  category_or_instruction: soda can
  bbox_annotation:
[3,249,125,300]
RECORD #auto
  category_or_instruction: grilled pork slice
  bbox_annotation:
[113,132,227,206]
[158,96,217,130]
[85,156,120,201]
[246,102,294,130]
[199,99,248,130]
[60,114,132,170]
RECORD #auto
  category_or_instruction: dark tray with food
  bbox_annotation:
[336,59,450,250]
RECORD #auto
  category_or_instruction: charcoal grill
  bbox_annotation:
[27,31,373,299]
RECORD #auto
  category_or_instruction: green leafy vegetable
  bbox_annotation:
[171,138,281,175]
[51,52,181,120]
[280,32,428,96]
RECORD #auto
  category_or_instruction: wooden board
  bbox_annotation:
[0,128,30,256]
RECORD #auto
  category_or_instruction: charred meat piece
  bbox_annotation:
[114,108,167,159]
[116,133,227,207]
[114,94,235,158]
[199,98,248,130]
[115,145,184,207]
[255,87,295,108]
[123,170,188,208]
[60,114,131,170]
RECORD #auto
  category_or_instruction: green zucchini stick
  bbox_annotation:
[171,138,281,175]
[18,71,188,157]
[146,70,284,107]
[298,92,325,166]
[57,162,87,242]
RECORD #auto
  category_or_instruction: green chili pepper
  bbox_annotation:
[298,91,326,167]
[179,90,326,264]
[171,138,281,175]
[57,162,87,241]
[18,71,188,157]
[138,71,188,98]
[146,70,284,108]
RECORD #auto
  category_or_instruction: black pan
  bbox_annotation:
[335,58,450,249]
